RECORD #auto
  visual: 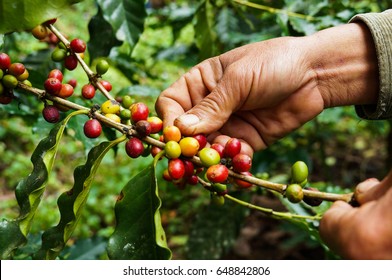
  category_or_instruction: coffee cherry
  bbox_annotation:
[163,125,181,142]
[211,143,225,159]
[44,78,62,95]
[16,69,29,81]
[0,53,11,70]
[303,187,323,207]
[224,138,241,158]
[8,63,26,77]
[165,140,182,159]
[64,54,78,70]
[187,175,199,185]
[151,146,163,159]
[100,80,112,92]
[130,102,149,123]
[105,113,121,123]
[211,183,228,195]
[122,95,133,109]
[291,161,308,184]
[81,84,96,99]
[183,160,195,177]
[70,38,86,53]
[51,49,67,62]
[199,147,221,167]
[206,164,229,183]
[179,137,200,157]
[101,99,120,114]
[211,193,225,206]
[233,171,253,189]
[0,94,13,105]
[31,24,48,40]
[135,120,152,137]
[193,134,207,149]
[120,109,131,120]
[285,184,304,203]
[83,119,102,138]
[147,116,163,134]
[125,137,144,158]
[2,74,18,89]
[67,79,77,88]
[168,158,185,180]
[45,18,57,25]
[162,169,172,181]
[96,59,109,75]
[0,69,3,80]
[48,69,63,82]
[57,83,74,98]
[232,153,252,172]
[42,105,60,123]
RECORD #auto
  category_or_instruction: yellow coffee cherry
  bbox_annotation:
[101,100,120,114]
[105,113,121,123]
[179,137,200,157]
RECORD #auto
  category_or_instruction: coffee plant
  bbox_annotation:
[0,0,390,260]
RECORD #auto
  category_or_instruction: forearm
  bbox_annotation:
[305,22,378,109]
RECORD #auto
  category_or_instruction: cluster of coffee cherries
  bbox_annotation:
[30,19,59,46]
[286,161,322,206]
[0,53,31,105]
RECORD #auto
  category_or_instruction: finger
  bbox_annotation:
[355,169,392,204]
[174,64,247,136]
[319,201,354,253]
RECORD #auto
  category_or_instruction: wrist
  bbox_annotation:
[306,22,379,108]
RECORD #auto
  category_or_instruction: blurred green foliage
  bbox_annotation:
[1,0,391,259]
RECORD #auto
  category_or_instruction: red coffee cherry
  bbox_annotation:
[162,169,172,181]
[8,63,26,77]
[81,84,96,99]
[147,116,163,134]
[48,69,63,82]
[100,80,112,92]
[168,158,185,180]
[211,143,225,159]
[130,102,149,123]
[0,53,11,70]
[232,153,252,172]
[83,119,102,138]
[44,78,62,95]
[64,54,78,70]
[67,79,77,88]
[224,138,242,158]
[125,137,144,158]
[0,95,13,105]
[206,164,229,183]
[193,134,207,149]
[70,38,86,53]
[187,175,199,185]
[57,83,74,98]
[233,171,253,189]
[183,159,195,178]
[42,105,60,123]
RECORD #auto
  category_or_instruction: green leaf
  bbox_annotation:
[88,7,121,62]
[0,0,84,34]
[186,192,250,260]
[194,0,218,60]
[107,164,172,260]
[0,110,86,259]
[35,135,126,260]
[60,236,107,260]
[96,0,147,54]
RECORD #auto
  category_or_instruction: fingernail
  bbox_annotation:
[176,114,200,126]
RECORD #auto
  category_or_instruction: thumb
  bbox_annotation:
[354,170,392,205]
[174,83,239,136]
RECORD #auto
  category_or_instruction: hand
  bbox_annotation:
[155,23,377,152]
[319,169,392,259]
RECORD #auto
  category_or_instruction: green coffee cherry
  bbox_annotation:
[285,184,304,203]
[2,74,18,89]
[210,193,225,206]
[291,161,308,183]
[96,59,110,75]
[165,140,182,159]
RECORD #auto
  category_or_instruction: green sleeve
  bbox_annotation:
[349,10,392,120]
